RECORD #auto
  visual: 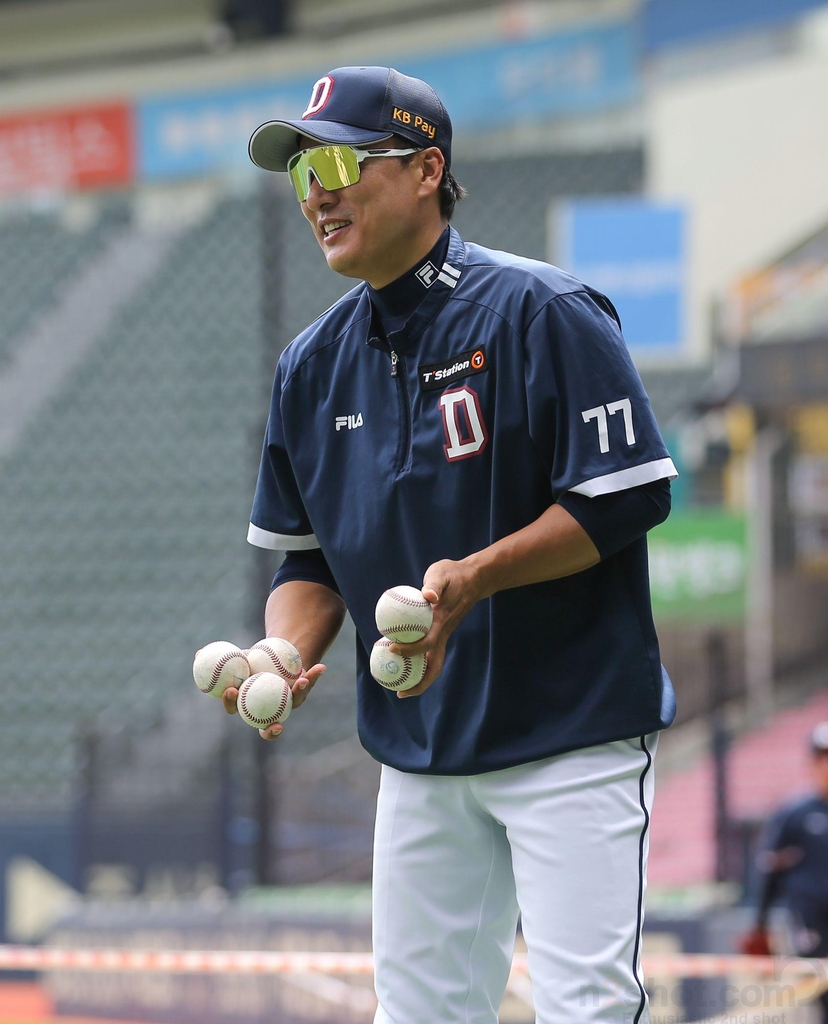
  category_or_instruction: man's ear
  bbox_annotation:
[417,147,444,196]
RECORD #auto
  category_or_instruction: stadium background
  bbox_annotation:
[1,0,828,1021]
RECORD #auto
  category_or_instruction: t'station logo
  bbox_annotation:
[439,386,488,461]
[419,346,487,391]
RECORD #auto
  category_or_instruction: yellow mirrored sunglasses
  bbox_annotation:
[287,144,421,201]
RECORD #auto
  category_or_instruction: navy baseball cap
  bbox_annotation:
[249,66,452,173]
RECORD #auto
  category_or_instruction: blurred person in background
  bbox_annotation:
[231,65,677,1024]
[740,721,828,1022]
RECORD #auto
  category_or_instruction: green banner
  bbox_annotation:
[648,510,747,622]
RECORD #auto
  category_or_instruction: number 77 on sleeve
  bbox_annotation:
[582,398,636,454]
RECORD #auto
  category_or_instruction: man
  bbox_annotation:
[230,66,678,1024]
[740,722,828,1023]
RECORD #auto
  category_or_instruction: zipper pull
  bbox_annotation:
[390,350,399,377]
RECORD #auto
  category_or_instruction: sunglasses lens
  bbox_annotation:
[288,146,361,201]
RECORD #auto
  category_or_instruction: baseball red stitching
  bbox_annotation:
[251,642,302,681]
[207,651,247,693]
[382,622,428,637]
[239,676,290,725]
[387,590,428,608]
[386,661,412,687]
[273,658,296,678]
[374,640,411,688]
[373,639,426,689]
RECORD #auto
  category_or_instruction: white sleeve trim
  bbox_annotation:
[247,522,320,551]
[568,457,678,498]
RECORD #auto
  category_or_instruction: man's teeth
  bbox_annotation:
[324,221,349,236]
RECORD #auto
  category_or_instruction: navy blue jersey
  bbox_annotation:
[249,227,677,774]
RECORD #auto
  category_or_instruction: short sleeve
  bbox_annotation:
[524,290,677,499]
[271,548,341,595]
[248,361,319,551]
[558,478,671,559]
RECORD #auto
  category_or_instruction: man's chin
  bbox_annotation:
[324,249,363,280]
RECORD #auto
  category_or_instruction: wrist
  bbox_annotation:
[462,549,499,602]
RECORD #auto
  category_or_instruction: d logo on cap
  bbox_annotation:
[303,76,334,119]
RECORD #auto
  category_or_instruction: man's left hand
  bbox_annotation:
[389,558,482,698]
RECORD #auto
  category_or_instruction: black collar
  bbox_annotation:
[365,227,465,351]
[367,227,451,322]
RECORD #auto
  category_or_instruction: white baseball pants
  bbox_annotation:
[372,734,657,1024]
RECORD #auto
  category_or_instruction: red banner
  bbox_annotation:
[0,102,134,194]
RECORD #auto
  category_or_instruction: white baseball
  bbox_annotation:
[375,585,433,643]
[246,637,303,682]
[237,672,293,728]
[370,638,427,691]
[193,641,250,698]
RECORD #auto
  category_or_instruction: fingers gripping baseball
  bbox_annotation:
[222,664,326,739]
[222,686,241,715]
[260,664,326,738]
[291,663,326,710]
[392,560,480,697]
[421,563,452,608]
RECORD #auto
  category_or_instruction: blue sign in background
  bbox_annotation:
[556,198,686,352]
[139,81,315,179]
[138,20,638,180]
[405,21,639,128]
[642,0,827,52]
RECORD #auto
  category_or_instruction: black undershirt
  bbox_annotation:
[366,227,451,338]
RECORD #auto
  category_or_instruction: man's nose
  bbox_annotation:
[304,174,338,209]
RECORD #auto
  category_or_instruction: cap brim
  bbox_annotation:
[249,120,394,172]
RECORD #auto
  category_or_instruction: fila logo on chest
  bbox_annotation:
[335,413,364,431]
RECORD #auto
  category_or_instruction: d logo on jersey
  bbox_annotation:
[440,386,489,461]
[303,76,334,118]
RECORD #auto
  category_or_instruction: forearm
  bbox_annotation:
[265,580,346,667]
[464,502,600,602]
[407,503,600,694]
[399,482,667,694]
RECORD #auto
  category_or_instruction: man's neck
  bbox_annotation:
[364,221,448,289]
[367,227,451,327]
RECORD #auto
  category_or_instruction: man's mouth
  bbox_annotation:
[322,220,350,241]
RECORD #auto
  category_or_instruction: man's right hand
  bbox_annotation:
[221,663,327,739]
